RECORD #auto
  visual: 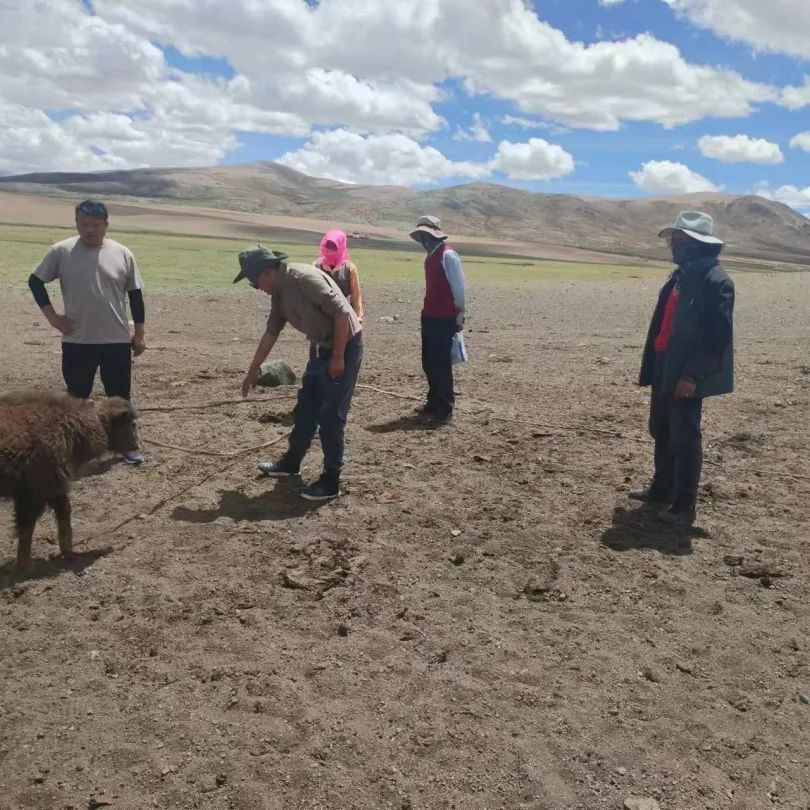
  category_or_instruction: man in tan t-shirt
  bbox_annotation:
[236,247,363,501]
[28,199,147,465]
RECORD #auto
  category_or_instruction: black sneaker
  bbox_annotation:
[428,410,453,424]
[301,475,340,501]
[414,404,437,417]
[629,486,671,505]
[258,457,300,477]
[657,505,696,527]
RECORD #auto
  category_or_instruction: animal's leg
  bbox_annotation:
[50,493,74,557]
[14,488,45,571]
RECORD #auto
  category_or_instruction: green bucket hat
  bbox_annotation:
[233,246,288,284]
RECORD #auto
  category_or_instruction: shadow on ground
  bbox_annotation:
[600,505,710,556]
[0,547,113,589]
[78,457,123,479]
[171,481,326,524]
[365,415,447,434]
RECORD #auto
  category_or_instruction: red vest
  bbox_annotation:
[422,243,456,318]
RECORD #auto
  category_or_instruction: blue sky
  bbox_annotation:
[2,0,809,209]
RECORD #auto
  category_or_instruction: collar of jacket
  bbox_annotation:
[676,256,718,277]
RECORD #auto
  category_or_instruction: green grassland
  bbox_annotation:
[0,223,659,291]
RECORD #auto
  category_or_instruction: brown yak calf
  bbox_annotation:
[0,392,139,570]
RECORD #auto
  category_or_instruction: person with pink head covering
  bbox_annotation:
[314,229,364,323]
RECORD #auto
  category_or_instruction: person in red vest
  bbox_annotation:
[409,215,466,423]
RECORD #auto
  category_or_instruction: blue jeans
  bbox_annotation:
[286,334,363,478]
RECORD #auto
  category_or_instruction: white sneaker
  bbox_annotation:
[122,449,145,466]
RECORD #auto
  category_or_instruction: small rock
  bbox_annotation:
[255,360,296,388]
[215,774,228,787]
[795,693,810,705]
[89,650,101,661]
[624,800,661,810]
[450,528,462,537]
[617,766,628,776]
[473,454,492,463]
[377,316,397,324]
[450,552,465,566]
[723,554,744,567]
[675,662,694,675]
[337,624,349,637]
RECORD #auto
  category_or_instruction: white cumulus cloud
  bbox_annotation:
[490,138,575,181]
[278,130,576,186]
[630,160,720,194]
[664,0,810,59]
[698,134,784,164]
[782,77,810,110]
[95,0,778,132]
[278,130,490,186]
[789,132,810,153]
[454,113,493,143]
[754,183,810,212]
[0,0,795,175]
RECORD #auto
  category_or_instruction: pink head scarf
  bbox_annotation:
[319,229,350,270]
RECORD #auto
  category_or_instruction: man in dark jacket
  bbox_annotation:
[632,211,735,527]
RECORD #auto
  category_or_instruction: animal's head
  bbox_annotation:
[97,397,139,454]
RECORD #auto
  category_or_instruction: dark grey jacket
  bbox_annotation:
[639,258,735,398]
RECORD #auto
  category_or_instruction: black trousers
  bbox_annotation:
[287,334,363,479]
[62,342,132,400]
[421,316,455,416]
[649,391,703,510]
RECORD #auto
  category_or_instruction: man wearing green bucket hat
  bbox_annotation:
[235,246,363,501]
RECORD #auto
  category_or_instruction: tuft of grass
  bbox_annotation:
[0,223,659,290]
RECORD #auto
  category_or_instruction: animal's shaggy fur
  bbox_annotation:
[0,392,138,569]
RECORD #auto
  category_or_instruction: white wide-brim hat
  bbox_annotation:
[409,214,447,240]
[658,210,724,245]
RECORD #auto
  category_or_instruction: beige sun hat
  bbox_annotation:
[409,215,447,240]
[658,211,724,245]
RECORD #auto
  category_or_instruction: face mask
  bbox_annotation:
[670,239,703,266]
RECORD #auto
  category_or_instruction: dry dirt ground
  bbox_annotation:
[0,273,808,810]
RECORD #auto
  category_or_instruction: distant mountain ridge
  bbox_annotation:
[2,162,808,264]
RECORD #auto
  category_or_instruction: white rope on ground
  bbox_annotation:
[132,385,809,485]
[91,433,289,540]
[140,436,286,457]
[138,393,297,413]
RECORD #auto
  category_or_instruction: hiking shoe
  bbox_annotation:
[122,449,145,466]
[258,457,300,477]
[657,505,696,527]
[629,486,670,505]
[301,475,340,501]
[428,410,453,424]
[414,404,437,417]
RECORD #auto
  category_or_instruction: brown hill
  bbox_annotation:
[1,162,808,265]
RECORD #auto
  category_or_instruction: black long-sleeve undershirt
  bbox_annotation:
[128,288,145,324]
[28,273,50,308]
